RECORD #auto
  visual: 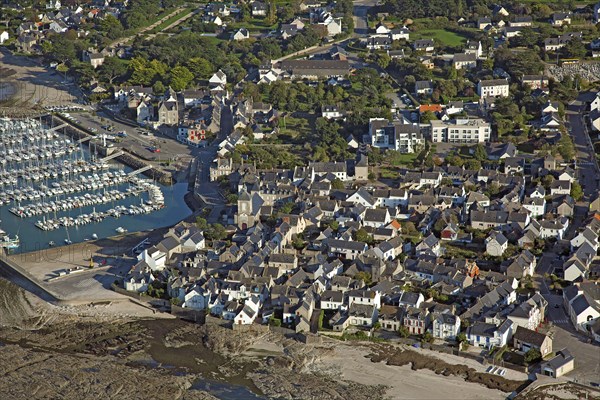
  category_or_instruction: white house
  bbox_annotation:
[563,283,600,332]
[320,290,344,310]
[432,312,460,340]
[589,91,600,112]
[348,289,381,308]
[485,231,508,256]
[389,27,409,41]
[550,180,571,195]
[0,31,9,44]
[466,319,512,349]
[181,231,206,251]
[320,18,342,36]
[136,100,153,124]
[326,238,368,260]
[321,105,343,119]
[453,53,477,70]
[137,246,166,271]
[563,259,587,282]
[508,293,547,331]
[348,303,377,327]
[570,228,599,252]
[523,196,546,218]
[183,286,210,310]
[232,28,250,41]
[477,79,509,98]
[209,70,227,86]
[234,295,261,325]
[539,217,569,240]
[362,208,391,228]
[374,22,390,35]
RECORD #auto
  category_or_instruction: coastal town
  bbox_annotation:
[0,0,600,398]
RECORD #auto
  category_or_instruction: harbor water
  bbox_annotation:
[0,118,192,253]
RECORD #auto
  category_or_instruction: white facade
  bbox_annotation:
[430,118,491,143]
[137,247,166,271]
[477,79,510,98]
[432,314,460,340]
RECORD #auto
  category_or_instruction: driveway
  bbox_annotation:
[353,0,378,36]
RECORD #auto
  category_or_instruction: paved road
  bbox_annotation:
[353,0,371,36]
[567,95,600,201]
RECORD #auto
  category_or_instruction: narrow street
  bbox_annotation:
[565,95,600,238]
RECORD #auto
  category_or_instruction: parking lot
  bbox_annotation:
[60,111,198,175]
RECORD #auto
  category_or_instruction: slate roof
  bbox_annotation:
[513,326,548,347]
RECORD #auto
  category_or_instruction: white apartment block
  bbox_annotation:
[369,118,424,153]
[477,79,510,98]
[430,118,491,143]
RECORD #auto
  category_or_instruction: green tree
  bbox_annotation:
[570,181,583,201]
[153,81,166,96]
[99,15,124,40]
[466,159,481,170]
[98,57,128,85]
[186,57,214,82]
[473,143,487,161]
[195,217,208,230]
[279,202,294,214]
[46,34,76,64]
[355,228,373,244]
[318,310,325,330]
[376,53,391,69]
[331,178,345,190]
[169,65,194,91]
[563,39,587,59]
[398,326,410,338]
[557,134,575,161]
[292,235,306,250]
[206,223,227,240]
[226,194,239,204]
[354,271,372,285]
[524,348,542,364]
[421,331,434,343]
[402,221,418,236]
[420,110,438,123]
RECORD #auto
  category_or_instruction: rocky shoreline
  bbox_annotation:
[0,279,574,400]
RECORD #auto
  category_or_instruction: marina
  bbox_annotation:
[0,118,191,253]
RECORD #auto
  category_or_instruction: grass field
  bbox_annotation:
[278,115,314,143]
[387,152,417,166]
[229,18,278,32]
[148,7,194,34]
[412,29,467,46]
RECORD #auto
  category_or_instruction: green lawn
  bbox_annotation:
[413,29,467,47]
[229,17,278,32]
[148,7,195,34]
[387,152,417,166]
[278,115,314,143]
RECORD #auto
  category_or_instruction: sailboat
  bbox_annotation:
[0,234,19,249]
[64,226,72,244]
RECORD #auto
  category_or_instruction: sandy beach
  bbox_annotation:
[311,343,511,400]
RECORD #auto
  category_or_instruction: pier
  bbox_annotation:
[128,165,153,177]
[99,150,125,163]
